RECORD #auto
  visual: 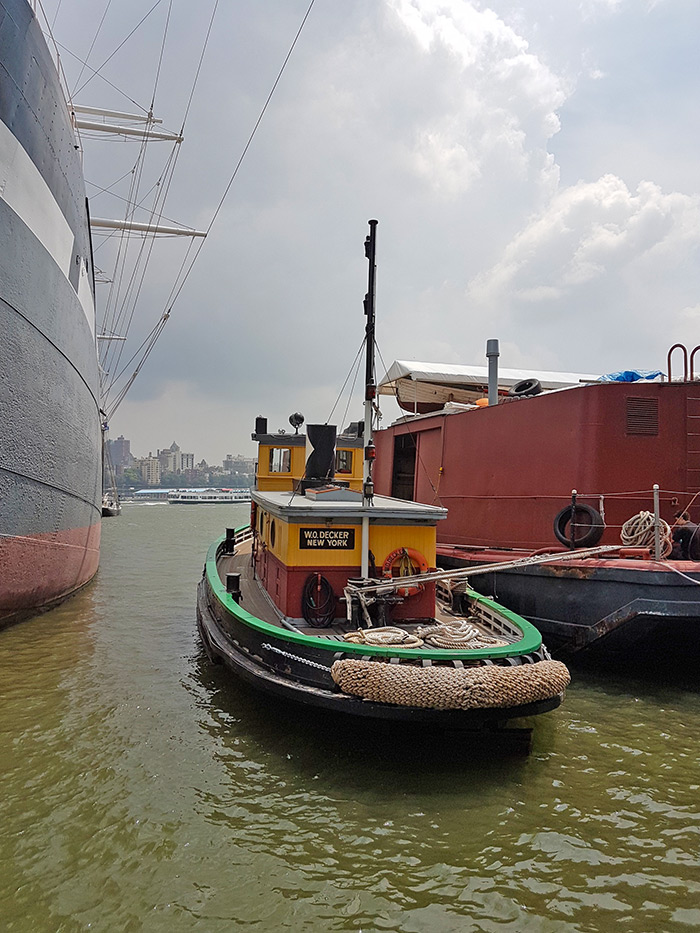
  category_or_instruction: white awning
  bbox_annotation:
[378,360,601,393]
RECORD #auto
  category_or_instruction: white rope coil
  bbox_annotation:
[415,619,508,650]
[343,626,424,648]
[343,620,510,650]
[620,511,672,557]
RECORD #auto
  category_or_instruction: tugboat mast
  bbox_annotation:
[361,219,378,578]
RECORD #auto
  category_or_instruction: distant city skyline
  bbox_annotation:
[105,432,256,488]
[105,429,256,471]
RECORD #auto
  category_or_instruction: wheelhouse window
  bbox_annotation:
[335,449,353,474]
[269,448,291,473]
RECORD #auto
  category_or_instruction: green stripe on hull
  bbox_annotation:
[205,531,542,661]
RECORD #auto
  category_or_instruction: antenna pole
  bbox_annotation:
[361,219,378,578]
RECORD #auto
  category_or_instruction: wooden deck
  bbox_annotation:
[216,538,522,653]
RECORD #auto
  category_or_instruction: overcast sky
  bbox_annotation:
[49,0,700,464]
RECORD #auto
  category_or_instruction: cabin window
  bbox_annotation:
[259,510,264,534]
[626,397,659,435]
[270,520,276,548]
[269,448,291,473]
[335,449,353,474]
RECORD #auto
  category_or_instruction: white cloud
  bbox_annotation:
[386,0,565,195]
[579,0,624,19]
[467,175,700,370]
[50,0,700,461]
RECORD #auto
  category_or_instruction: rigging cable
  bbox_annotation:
[101,143,181,394]
[98,0,179,399]
[71,0,113,96]
[107,0,184,370]
[51,0,63,29]
[56,40,149,113]
[107,0,318,417]
[35,1,88,112]
[72,0,166,99]
[100,0,220,408]
[339,348,365,434]
[327,339,365,426]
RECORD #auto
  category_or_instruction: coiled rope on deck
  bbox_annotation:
[343,627,424,648]
[416,619,508,650]
[620,511,672,557]
[343,620,510,650]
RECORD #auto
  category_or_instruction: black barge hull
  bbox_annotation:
[439,547,700,669]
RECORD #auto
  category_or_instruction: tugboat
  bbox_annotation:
[196,221,570,732]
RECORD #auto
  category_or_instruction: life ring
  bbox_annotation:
[382,547,429,598]
[553,505,605,548]
[509,378,542,398]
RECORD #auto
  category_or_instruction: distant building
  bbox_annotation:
[106,434,133,475]
[135,454,161,486]
[223,453,256,474]
[157,441,194,474]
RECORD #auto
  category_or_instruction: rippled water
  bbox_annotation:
[2,503,700,931]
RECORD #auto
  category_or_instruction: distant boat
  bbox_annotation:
[168,488,252,505]
[101,494,121,517]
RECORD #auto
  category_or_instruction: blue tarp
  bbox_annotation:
[597,369,664,383]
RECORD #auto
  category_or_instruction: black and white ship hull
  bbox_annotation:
[0,0,102,625]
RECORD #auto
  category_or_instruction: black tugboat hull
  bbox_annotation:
[196,577,563,728]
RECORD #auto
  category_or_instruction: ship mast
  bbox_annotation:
[361,219,378,578]
[71,107,206,237]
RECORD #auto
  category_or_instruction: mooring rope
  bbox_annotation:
[343,627,424,648]
[620,511,672,557]
[415,620,509,650]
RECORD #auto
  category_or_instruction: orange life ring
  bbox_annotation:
[381,547,429,598]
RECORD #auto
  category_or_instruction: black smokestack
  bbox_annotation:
[305,424,336,480]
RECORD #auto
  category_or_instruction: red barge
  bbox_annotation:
[373,346,700,669]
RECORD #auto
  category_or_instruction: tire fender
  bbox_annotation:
[509,378,542,397]
[553,505,605,548]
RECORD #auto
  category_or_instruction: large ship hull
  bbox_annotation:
[0,0,101,626]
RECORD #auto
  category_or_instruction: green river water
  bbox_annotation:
[2,503,699,932]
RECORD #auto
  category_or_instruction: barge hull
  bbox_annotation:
[439,547,700,666]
